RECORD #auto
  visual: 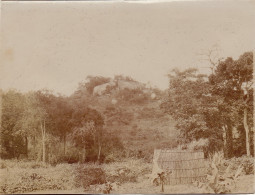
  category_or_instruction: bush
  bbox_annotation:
[222,156,254,175]
[75,164,106,189]
[242,158,254,175]
[104,158,151,184]
[0,161,76,194]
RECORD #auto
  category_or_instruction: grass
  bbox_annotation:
[0,158,151,194]
[0,155,253,194]
[0,160,77,194]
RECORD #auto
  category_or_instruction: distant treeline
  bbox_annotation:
[0,75,161,163]
[0,52,253,164]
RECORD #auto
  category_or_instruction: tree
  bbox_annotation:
[17,92,42,158]
[209,52,253,157]
[34,90,56,163]
[161,68,227,155]
[0,90,26,159]
[162,69,216,137]
[162,52,253,158]
[41,95,73,155]
[70,106,104,163]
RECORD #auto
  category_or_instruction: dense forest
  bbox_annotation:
[0,51,253,165]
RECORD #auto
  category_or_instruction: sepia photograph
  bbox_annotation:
[0,0,254,194]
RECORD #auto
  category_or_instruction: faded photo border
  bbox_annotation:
[0,0,255,194]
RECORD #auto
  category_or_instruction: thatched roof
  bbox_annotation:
[152,149,207,185]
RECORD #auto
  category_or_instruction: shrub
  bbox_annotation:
[223,156,254,175]
[0,162,76,194]
[75,164,106,189]
[242,159,254,175]
[194,152,246,193]
[104,158,151,184]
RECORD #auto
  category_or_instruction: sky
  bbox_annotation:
[1,0,255,96]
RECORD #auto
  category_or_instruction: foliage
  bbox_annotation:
[104,106,134,126]
[161,68,223,153]
[242,159,254,175]
[102,132,124,162]
[0,90,26,158]
[48,151,80,165]
[104,158,151,184]
[0,160,76,194]
[102,182,113,194]
[75,164,106,189]
[194,152,253,193]
[116,88,149,104]
[153,170,172,192]
[69,113,105,163]
[209,52,253,157]
[162,52,253,157]
[227,156,254,175]
[114,74,135,82]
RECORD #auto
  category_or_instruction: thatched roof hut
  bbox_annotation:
[152,149,207,185]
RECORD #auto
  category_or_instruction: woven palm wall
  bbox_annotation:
[152,149,207,185]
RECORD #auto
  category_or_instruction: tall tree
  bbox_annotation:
[209,52,253,156]
[70,106,104,162]
[161,68,224,153]
[0,90,26,159]
[34,90,56,162]
[162,68,208,139]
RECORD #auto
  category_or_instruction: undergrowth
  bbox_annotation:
[194,152,254,193]
[0,161,76,194]
[0,158,151,194]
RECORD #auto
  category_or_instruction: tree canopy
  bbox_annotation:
[162,52,253,157]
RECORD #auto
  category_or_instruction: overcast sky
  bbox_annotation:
[1,1,255,95]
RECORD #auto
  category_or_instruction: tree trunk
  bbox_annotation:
[223,123,233,158]
[41,120,46,163]
[82,147,86,163]
[222,125,227,157]
[63,134,66,155]
[33,135,36,156]
[243,107,251,156]
[226,124,233,158]
[97,126,103,163]
[97,142,101,162]
[25,136,28,158]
